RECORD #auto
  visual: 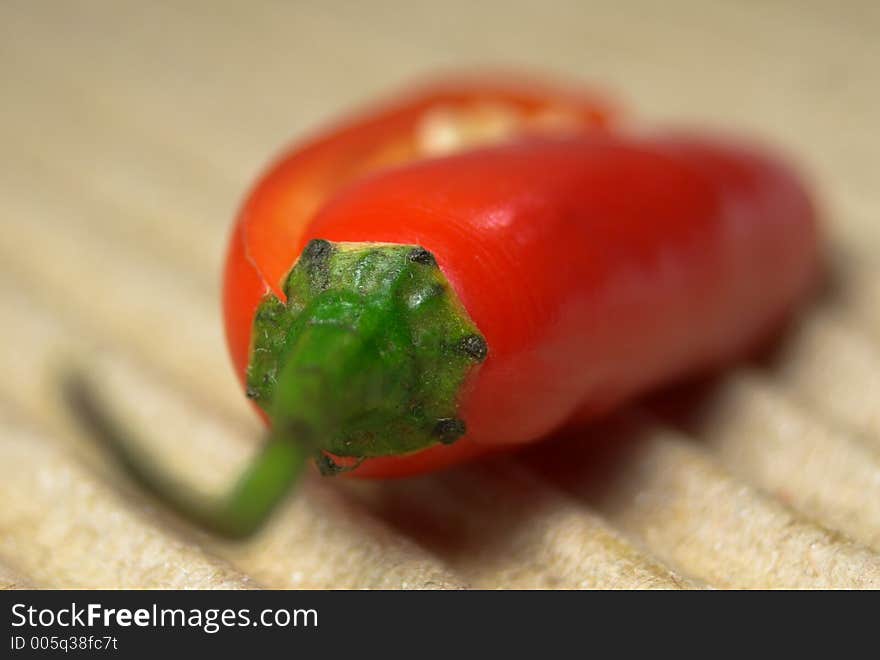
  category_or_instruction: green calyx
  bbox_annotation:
[60,239,486,538]
[246,239,487,472]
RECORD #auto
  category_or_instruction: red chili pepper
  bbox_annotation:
[65,77,819,537]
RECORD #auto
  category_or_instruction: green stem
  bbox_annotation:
[62,371,306,539]
[61,316,382,538]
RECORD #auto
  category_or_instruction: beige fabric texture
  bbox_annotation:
[1,0,878,589]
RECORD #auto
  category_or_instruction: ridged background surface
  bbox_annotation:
[1,0,878,589]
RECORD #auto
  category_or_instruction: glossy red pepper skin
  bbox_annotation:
[296,136,818,476]
[224,84,818,480]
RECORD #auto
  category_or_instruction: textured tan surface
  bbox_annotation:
[0,0,878,588]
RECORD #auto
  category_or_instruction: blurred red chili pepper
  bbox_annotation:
[67,76,819,536]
